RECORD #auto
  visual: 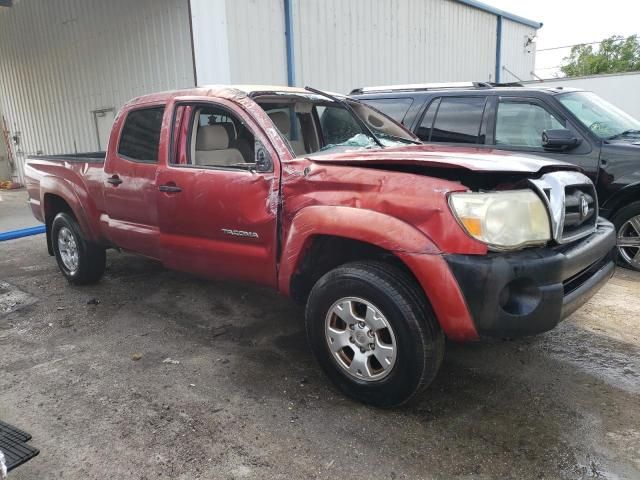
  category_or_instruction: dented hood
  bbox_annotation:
[306,144,579,174]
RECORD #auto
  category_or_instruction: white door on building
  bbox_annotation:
[93,109,115,151]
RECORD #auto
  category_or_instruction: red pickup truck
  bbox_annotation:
[25,85,616,406]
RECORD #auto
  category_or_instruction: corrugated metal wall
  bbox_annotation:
[0,0,194,183]
[225,0,288,85]
[290,0,497,93]
[500,19,536,83]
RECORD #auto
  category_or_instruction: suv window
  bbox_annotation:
[361,98,414,124]
[495,100,564,148]
[426,97,487,144]
[118,107,165,162]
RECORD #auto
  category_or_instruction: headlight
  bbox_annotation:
[449,190,551,250]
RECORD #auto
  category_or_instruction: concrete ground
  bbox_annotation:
[0,189,40,231]
[0,195,639,479]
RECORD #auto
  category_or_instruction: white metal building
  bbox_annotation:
[0,0,541,183]
[525,72,640,120]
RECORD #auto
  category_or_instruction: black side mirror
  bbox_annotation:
[542,129,581,152]
[255,141,273,173]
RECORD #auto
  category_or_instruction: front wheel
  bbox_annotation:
[305,261,444,407]
[612,201,640,271]
[51,212,106,285]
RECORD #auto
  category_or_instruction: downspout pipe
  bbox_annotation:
[0,225,45,242]
[495,15,502,83]
[284,0,295,86]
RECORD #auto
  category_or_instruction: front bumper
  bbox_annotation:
[444,219,616,338]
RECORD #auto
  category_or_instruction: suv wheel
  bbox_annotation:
[612,201,640,271]
[305,261,444,407]
[51,212,106,284]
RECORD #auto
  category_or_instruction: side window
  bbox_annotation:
[416,98,440,141]
[261,103,317,156]
[361,98,414,124]
[495,101,565,148]
[118,107,165,162]
[172,104,255,168]
[430,97,487,144]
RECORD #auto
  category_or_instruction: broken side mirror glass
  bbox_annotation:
[255,141,273,173]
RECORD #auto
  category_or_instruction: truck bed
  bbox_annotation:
[25,152,109,231]
[30,151,106,163]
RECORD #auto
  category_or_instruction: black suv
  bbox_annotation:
[351,82,640,270]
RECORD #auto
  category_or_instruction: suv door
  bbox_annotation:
[491,97,599,180]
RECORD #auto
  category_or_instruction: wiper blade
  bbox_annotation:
[377,132,421,145]
[304,86,385,149]
[608,129,640,140]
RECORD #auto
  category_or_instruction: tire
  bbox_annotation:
[51,212,106,285]
[305,261,445,407]
[611,201,640,271]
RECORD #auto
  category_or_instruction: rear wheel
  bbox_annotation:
[51,212,106,284]
[612,201,640,271]
[305,261,444,407]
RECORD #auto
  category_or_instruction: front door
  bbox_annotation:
[156,100,280,287]
[491,97,600,181]
[103,105,165,258]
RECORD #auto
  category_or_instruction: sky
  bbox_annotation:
[483,0,640,78]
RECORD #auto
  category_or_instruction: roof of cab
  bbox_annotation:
[124,84,337,108]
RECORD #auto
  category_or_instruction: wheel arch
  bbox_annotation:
[602,182,640,219]
[278,206,440,303]
[41,181,97,254]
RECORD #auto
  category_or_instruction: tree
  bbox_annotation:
[560,35,640,77]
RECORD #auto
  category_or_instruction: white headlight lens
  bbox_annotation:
[449,190,551,250]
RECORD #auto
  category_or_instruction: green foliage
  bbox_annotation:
[561,35,640,77]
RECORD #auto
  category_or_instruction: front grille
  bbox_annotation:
[530,171,598,245]
[561,184,597,242]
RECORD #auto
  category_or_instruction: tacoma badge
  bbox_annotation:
[221,228,259,239]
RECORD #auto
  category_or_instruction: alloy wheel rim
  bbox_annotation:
[617,214,640,269]
[57,226,79,273]
[324,296,397,382]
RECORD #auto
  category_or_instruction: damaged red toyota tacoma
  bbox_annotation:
[25,86,616,406]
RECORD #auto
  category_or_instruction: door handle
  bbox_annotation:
[158,184,182,193]
[107,175,123,186]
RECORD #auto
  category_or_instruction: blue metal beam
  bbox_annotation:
[495,15,502,83]
[455,0,542,29]
[284,0,296,86]
[0,225,46,242]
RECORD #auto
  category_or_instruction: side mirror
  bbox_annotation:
[255,141,273,173]
[542,129,581,152]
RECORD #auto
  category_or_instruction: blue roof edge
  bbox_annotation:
[454,0,543,29]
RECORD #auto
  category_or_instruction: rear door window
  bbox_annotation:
[427,97,487,144]
[118,107,165,162]
[360,98,414,124]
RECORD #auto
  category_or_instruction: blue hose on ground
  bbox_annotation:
[0,225,46,242]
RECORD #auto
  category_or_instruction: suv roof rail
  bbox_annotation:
[350,81,493,95]
[490,82,524,87]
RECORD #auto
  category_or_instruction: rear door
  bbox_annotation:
[415,96,490,145]
[103,105,165,258]
[155,99,281,287]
